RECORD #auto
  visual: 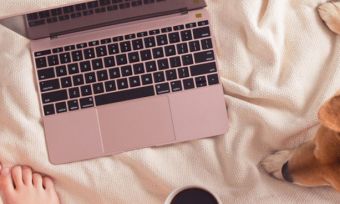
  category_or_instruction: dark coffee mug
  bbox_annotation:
[164,186,221,204]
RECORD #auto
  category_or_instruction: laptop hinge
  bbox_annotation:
[48,7,192,39]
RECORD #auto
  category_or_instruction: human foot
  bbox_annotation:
[0,163,60,204]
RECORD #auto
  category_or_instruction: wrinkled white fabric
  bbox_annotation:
[1,0,340,203]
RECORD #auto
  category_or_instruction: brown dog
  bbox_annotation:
[261,92,340,190]
[261,2,340,191]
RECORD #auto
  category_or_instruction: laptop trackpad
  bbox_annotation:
[97,96,175,153]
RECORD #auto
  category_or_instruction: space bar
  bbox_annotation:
[95,86,155,106]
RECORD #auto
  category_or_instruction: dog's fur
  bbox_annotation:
[261,1,340,191]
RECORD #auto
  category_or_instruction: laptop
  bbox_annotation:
[1,0,228,164]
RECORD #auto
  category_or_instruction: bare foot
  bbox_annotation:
[0,163,60,204]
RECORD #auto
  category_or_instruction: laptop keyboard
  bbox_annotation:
[33,20,220,116]
[27,0,166,27]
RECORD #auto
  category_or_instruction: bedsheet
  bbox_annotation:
[1,0,340,203]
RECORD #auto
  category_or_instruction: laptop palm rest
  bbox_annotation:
[97,96,176,154]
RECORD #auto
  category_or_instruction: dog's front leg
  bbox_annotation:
[318,1,340,34]
[261,150,293,180]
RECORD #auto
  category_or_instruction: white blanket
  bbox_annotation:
[1,0,340,203]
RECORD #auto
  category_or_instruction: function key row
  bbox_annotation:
[34,20,209,57]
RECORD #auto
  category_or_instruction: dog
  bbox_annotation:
[261,1,340,191]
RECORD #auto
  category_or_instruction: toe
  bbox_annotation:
[22,166,33,186]
[0,167,14,193]
[11,166,24,189]
[43,177,55,191]
[32,173,43,188]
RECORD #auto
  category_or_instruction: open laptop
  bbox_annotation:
[1,0,228,164]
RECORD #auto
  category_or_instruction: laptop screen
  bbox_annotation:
[0,0,206,40]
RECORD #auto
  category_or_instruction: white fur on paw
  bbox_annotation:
[261,150,292,180]
[318,2,340,34]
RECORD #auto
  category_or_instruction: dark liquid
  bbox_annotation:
[170,188,219,204]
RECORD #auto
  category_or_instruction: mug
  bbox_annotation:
[164,185,222,204]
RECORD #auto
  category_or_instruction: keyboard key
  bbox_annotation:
[112,36,124,42]
[42,90,68,104]
[141,74,153,85]
[125,33,136,40]
[144,37,156,48]
[92,59,104,70]
[80,97,94,109]
[56,65,67,77]
[70,51,83,62]
[165,69,177,81]
[61,77,72,88]
[164,45,176,56]
[68,63,79,74]
[207,74,219,85]
[109,68,121,79]
[161,27,172,33]
[84,48,95,59]
[95,85,155,106]
[63,6,74,14]
[43,104,55,116]
[128,52,140,63]
[168,32,180,44]
[104,56,115,67]
[201,38,213,50]
[80,61,91,72]
[198,20,209,26]
[186,22,197,29]
[52,47,63,53]
[65,45,76,51]
[133,63,145,74]
[56,102,67,113]
[108,43,120,55]
[47,55,59,66]
[145,61,157,72]
[149,29,160,35]
[182,54,194,66]
[60,52,72,64]
[194,50,215,63]
[137,31,148,37]
[89,40,99,47]
[190,62,217,76]
[157,59,169,70]
[96,46,107,57]
[189,41,201,52]
[171,80,182,92]
[81,85,92,96]
[180,30,192,41]
[29,19,45,27]
[121,65,133,77]
[140,50,152,61]
[85,72,96,83]
[193,27,211,39]
[69,87,80,98]
[129,76,141,87]
[101,38,112,44]
[116,54,128,65]
[34,50,51,57]
[132,39,144,50]
[38,67,55,80]
[195,76,207,87]
[156,83,170,95]
[105,80,116,92]
[76,43,88,49]
[38,10,50,18]
[51,8,62,16]
[183,78,195,90]
[35,57,47,68]
[92,83,104,94]
[174,25,184,31]
[72,74,84,86]
[156,34,168,46]
[153,71,165,83]
[97,70,109,81]
[120,41,132,52]
[27,13,38,21]
[170,56,181,68]
[117,78,129,89]
[152,47,164,59]
[178,67,189,78]
[177,43,188,54]
[68,100,79,111]
[39,79,60,92]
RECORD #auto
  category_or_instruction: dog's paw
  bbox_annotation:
[261,150,292,180]
[318,2,340,34]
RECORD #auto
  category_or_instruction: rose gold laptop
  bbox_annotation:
[1,0,228,164]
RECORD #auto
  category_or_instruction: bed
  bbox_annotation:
[1,0,340,203]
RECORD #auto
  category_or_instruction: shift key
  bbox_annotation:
[190,62,217,76]
[42,90,68,104]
